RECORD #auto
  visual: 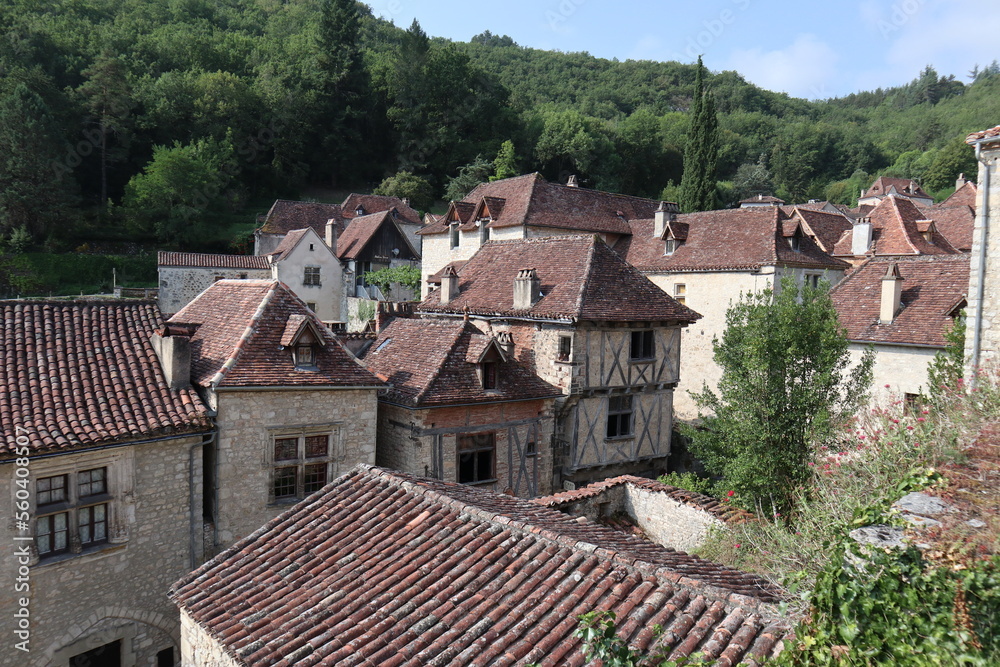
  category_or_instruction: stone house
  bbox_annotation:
[159,227,345,323]
[361,317,562,497]
[167,279,383,551]
[170,465,789,666]
[0,299,212,667]
[340,192,423,255]
[416,235,701,489]
[923,176,977,252]
[614,205,850,420]
[964,125,1000,376]
[831,194,961,266]
[858,176,934,207]
[830,254,969,403]
[418,172,662,298]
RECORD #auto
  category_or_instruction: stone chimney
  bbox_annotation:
[852,216,873,255]
[566,175,579,187]
[496,331,514,356]
[513,268,541,310]
[956,173,970,190]
[151,323,198,389]
[440,266,459,305]
[653,201,678,238]
[880,263,903,324]
[325,218,338,254]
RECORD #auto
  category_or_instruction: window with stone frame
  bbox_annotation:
[35,467,111,559]
[271,432,335,502]
[457,433,495,485]
[450,223,460,249]
[606,395,634,439]
[303,266,321,286]
[558,335,572,362]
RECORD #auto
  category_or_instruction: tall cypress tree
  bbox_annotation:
[679,57,719,213]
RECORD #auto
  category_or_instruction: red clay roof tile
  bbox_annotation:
[171,466,790,666]
[258,199,344,237]
[419,236,701,323]
[830,254,969,346]
[341,193,422,225]
[832,195,961,258]
[170,280,381,389]
[0,300,210,459]
[157,251,270,270]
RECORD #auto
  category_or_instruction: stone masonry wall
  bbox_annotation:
[179,609,240,667]
[212,388,377,550]
[0,433,205,667]
[623,485,724,553]
[966,148,1000,371]
[158,266,270,316]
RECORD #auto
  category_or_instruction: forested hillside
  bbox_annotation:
[1,0,998,256]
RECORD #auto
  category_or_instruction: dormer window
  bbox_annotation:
[356,205,365,216]
[479,219,490,243]
[295,344,314,367]
[788,235,800,252]
[664,238,682,256]
[282,315,321,369]
[481,361,497,389]
[450,222,460,249]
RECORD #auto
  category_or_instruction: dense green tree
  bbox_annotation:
[444,156,492,201]
[687,276,875,512]
[731,155,774,201]
[923,136,979,192]
[76,53,133,205]
[679,56,718,212]
[927,312,966,398]
[122,138,236,245]
[0,83,74,240]
[491,139,518,181]
[372,170,434,212]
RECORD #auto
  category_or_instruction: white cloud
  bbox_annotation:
[723,34,840,99]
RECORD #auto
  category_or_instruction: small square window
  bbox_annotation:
[78,468,106,498]
[37,474,67,506]
[303,266,321,286]
[273,467,297,500]
[630,330,655,360]
[303,463,328,494]
[274,438,298,461]
[271,431,338,502]
[305,435,328,458]
[295,345,315,367]
[306,302,316,312]
[664,238,682,255]
[458,433,495,484]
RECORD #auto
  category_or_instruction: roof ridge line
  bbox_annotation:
[208,281,279,388]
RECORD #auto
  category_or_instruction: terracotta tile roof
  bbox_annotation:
[170,280,381,389]
[537,476,755,526]
[966,125,1000,143]
[336,209,420,260]
[157,251,270,270]
[341,193,422,225]
[418,236,701,323]
[419,173,659,236]
[923,204,974,252]
[937,181,977,208]
[617,208,848,273]
[171,465,790,666]
[427,260,469,285]
[792,208,853,253]
[739,195,784,205]
[257,199,344,237]
[832,196,961,258]
[830,254,969,347]
[362,319,561,407]
[0,300,211,459]
[861,176,931,202]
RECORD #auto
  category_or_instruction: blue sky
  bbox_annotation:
[368,0,1000,100]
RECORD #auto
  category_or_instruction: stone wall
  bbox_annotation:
[212,388,377,550]
[0,433,205,667]
[158,266,270,316]
[966,147,1000,372]
[179,610,240,667]
[624,485,724,553]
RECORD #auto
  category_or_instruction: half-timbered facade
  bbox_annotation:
[336,208,421,300]
[362,318,561,497]
[417,235,700,489]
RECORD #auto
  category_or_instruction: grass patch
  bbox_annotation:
[1,252,157,297]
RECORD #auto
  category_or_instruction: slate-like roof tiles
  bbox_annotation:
[418,236,701,323]
[157,251,270,270]
[832,195,960,258]
[830,254,970,347]
[257,199,344,236]
[792,208,854,254]
[171,465,789,666]
[170,280,381,389]
[617,208,848,273]
[363,319,561,407]
[937,181,977,209]
[337,209,420,260]
[0,300,210,459]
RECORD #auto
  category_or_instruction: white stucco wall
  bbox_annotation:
[848,342,939,405]
[272,229,344,323]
